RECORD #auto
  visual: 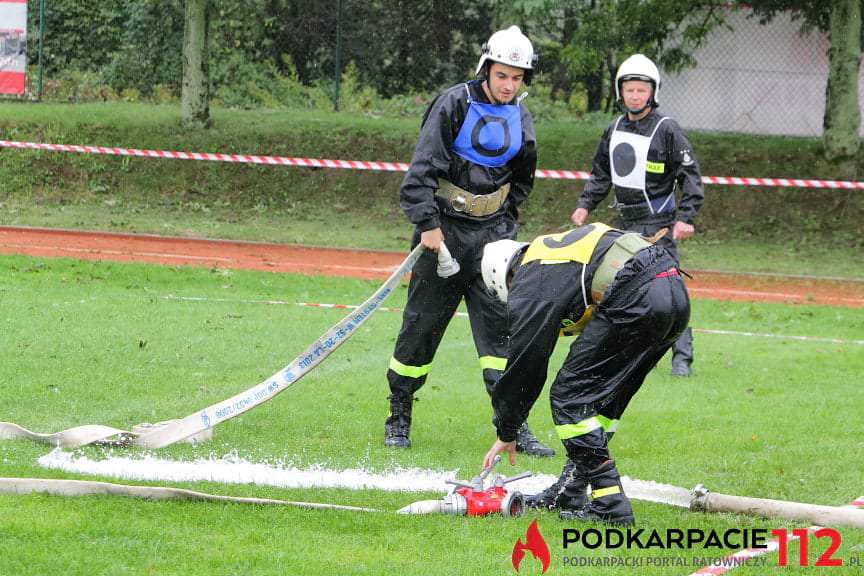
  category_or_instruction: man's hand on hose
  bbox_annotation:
[420,228,444,251]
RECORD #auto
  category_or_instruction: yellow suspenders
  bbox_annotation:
[522,224,653,337]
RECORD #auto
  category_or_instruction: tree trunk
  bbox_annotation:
[823,0,861,161]
[586,63,605,112]
[182,0,211,129]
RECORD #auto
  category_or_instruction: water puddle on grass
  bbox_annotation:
[37,448,557,494]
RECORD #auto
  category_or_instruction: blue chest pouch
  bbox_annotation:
[452,94,523,168]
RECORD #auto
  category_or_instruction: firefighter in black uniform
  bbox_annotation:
[383,26,554,457]
[481,223,690,524]
[571,54,704,377]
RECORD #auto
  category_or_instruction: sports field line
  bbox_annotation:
[687,286,864,307]
[163,295,864,346]
[689,268,864,283]
[0,241,397,274]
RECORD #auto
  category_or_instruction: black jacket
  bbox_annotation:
[492,231,621,442]
[578,110,704,225]
[492,231,678,442]
[399,80,537,232]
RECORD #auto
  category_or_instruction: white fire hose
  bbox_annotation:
[0,244,424,449]
[0,477,381,512]
[1,474,860,529]
[622,478,864,529]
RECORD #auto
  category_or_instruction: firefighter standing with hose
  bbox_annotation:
[481,223,691,525]
[383,26,554,457]
[571,54,704,377]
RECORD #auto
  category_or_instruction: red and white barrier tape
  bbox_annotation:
[2,140,863,189]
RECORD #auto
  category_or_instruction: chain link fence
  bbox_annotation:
[663,6,864,137]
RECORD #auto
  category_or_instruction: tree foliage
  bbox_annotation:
[43,0,848,121]
[27,0,498,100]
[482,0,729,112]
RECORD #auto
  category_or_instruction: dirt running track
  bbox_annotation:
[1,225,862,308]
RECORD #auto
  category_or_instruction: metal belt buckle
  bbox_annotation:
[451,193,468,212]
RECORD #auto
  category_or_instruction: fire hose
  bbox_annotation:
[0,242,435,449]
[2,240,861,528]
[0,477,382,513]
[1,471,861,528]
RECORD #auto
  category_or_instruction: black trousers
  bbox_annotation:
[387,215,517,398]
[551,247,690,464]
[618,217,693,366]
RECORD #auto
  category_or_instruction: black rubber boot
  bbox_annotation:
[525,459,589,511]
[384,393,413,448]
[515,423,556,457]
[559,459,634,525]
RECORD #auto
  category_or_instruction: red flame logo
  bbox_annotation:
[512,519,550,574]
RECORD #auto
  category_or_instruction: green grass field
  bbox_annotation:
[1,254,862,575]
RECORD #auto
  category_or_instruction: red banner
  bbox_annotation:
[0,0,27,95]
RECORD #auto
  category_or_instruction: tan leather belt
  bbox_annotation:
[436,180,511,217]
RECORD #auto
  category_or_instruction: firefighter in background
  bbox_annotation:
[571,54,704,377]
[383,26,555,457]
[481,223,690,525]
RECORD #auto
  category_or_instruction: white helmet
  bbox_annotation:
[615,53,661,107]
[481,239,528,303]
[475,26,537,82]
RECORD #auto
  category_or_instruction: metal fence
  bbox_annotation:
[662,7,864,138]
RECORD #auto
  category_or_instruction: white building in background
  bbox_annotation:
[661,8,864,137]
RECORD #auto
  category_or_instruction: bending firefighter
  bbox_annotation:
[481,223,690,525]
[571,53,703,377]
[384,26,554,457]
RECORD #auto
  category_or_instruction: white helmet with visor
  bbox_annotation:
[615,53,661,110]
[481,239,528,303]
[475,26,537,84]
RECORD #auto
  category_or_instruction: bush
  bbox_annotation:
[31,62,599,123]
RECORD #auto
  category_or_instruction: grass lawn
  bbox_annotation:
[1,254,862,575]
